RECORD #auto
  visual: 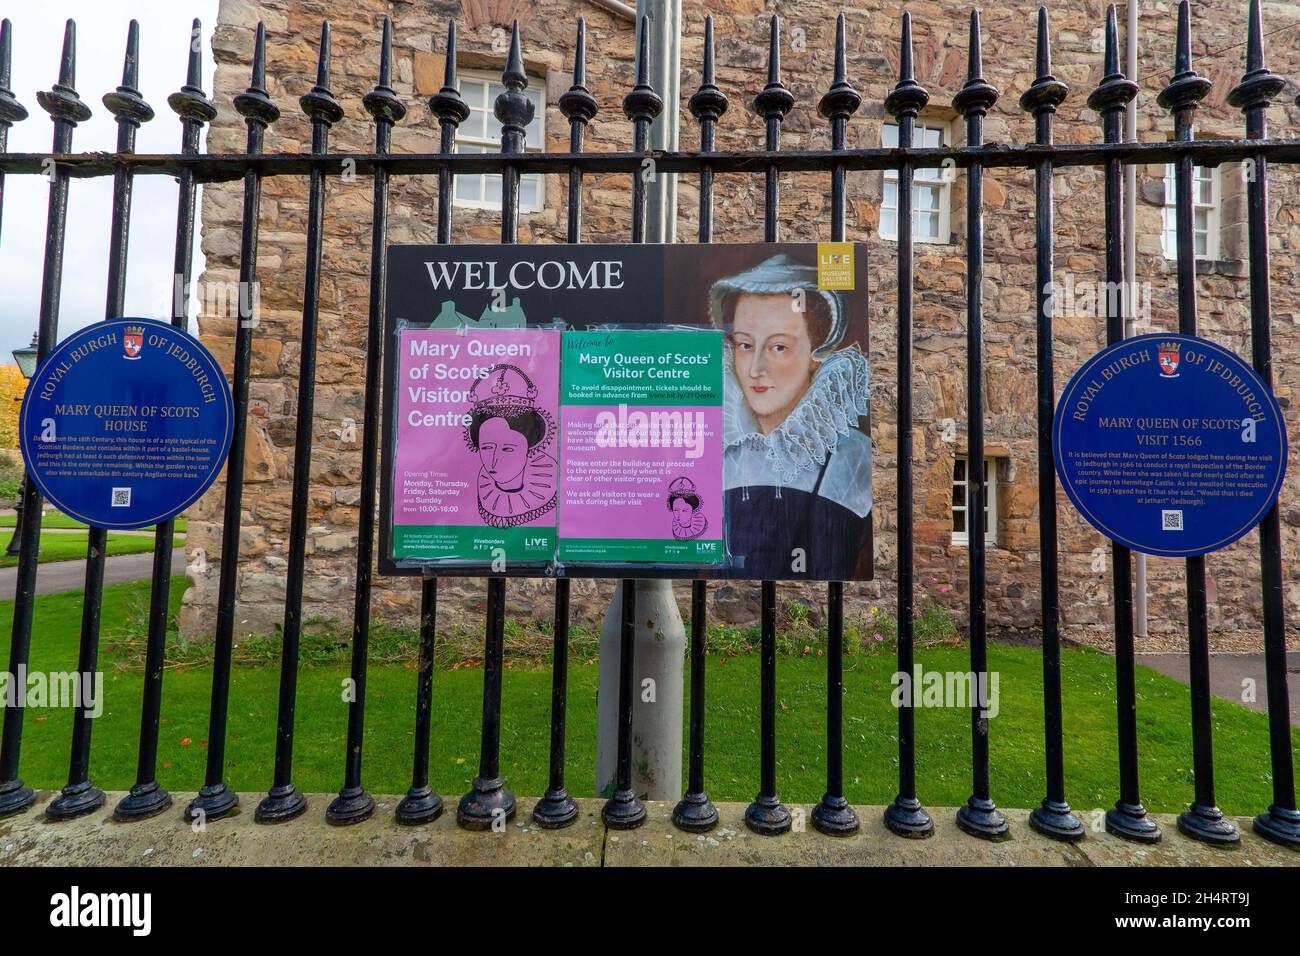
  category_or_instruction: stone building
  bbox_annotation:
[182,0,1300,649]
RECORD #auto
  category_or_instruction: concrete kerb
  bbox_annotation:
[1,791,1295,866]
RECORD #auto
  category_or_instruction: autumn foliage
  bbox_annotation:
[0,364,25,450]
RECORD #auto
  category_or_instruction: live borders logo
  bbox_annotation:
[49,886,151,936]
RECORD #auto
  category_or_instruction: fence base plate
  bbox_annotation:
[812,794,860,836]
[1029,799,1085,842]
[884,796,935,838]
[744,793,792,835]
[532,787,579,829]
[1252,804,1300,848]
[185,783,239,823]
[1106,801,1162,844]
[672,791,719,833]
[256,784,308,824]
[326,787,375,826]
[45,780,105,821]
[114,781,173,822]
[603,788,647,830]
[1177,803,1241,847]
[395,785,443,825]
[0,779,35,818]
[457,776,515,830]
[956,797,1010,840]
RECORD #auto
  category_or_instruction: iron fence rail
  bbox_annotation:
[0,0,1296,851]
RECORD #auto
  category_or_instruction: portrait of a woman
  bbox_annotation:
[710,253,872,580]
[464,364,558,528]
[667,476,709,541]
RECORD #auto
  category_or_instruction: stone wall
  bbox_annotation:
[183,0,1300,650]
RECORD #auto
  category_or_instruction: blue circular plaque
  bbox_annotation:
[20,318,234,529]
[1054,332,1286,557]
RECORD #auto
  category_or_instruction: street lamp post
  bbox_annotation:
[6,332,39,557]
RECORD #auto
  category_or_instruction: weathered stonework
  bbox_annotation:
[184,0,1300,652]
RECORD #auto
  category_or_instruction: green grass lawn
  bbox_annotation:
[7,578,1296,816]
[0,531,183,568]
[0,513,188,532]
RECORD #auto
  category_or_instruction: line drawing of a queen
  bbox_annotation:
[464,363,558,528]
[709,253,872,580]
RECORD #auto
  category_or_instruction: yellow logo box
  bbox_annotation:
[817,242,854,290]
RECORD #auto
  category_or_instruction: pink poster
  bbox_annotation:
[392,327,561,563]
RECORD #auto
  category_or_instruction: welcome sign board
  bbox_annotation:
[377,243,872,581]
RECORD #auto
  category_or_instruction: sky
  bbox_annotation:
[0,0,219,364]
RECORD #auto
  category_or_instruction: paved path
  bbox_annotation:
[23,527,161,538]
[1136,652,1300,726]
[0,550,187,600]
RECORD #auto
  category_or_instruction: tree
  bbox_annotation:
[0,364,26,450]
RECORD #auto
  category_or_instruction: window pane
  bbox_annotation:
[921,126,942,148]
[883,181,897,208]
[953,480,966,507]
[879,209,895,238]
[456,174,481,202]
[915,184,937,211]
[459,79,487,109]
[520,174,539,209]
[524,87,543,144]
[919,211,940,239]
[485,173,502,204]
[953,509,966,533]
[1196,174,1213,206]
[954,458,966,482]
[881,123,898,148]
[1195,230,1208,257]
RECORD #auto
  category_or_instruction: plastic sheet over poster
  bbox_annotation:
[379,242,872,581]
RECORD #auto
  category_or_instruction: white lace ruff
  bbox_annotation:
[722,347,870,484]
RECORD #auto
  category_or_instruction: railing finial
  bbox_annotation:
[753,13,793,121]
[559,19,597,126]
[766,14,780,86]
[1157,0,1211,114]
[36,19,91,127]
[1228,0,1284,112]
[952,9,998,118]
[0,19,29,128]
[429,22,470,128]
[363,16,407,126]
[503,19,526,92]
[1086,5,1137,115]
[300,21,344,127]
[234,22,280,128]
[58,18,77,90]
[885,10,928,119]
[818,12,860,121]
[168,19,217,125]
[103,20,155,129]
[1019,6,1068,115]
[623,15,662,126]
[495,20,534,142]
[688,16,727,126]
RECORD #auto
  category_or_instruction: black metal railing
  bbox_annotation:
[0,0,1296,851]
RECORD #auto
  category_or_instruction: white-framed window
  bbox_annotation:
[1161,163,1219,260]
[454,69,546,213]
[880,120,953,243]
[951,456,998,547]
